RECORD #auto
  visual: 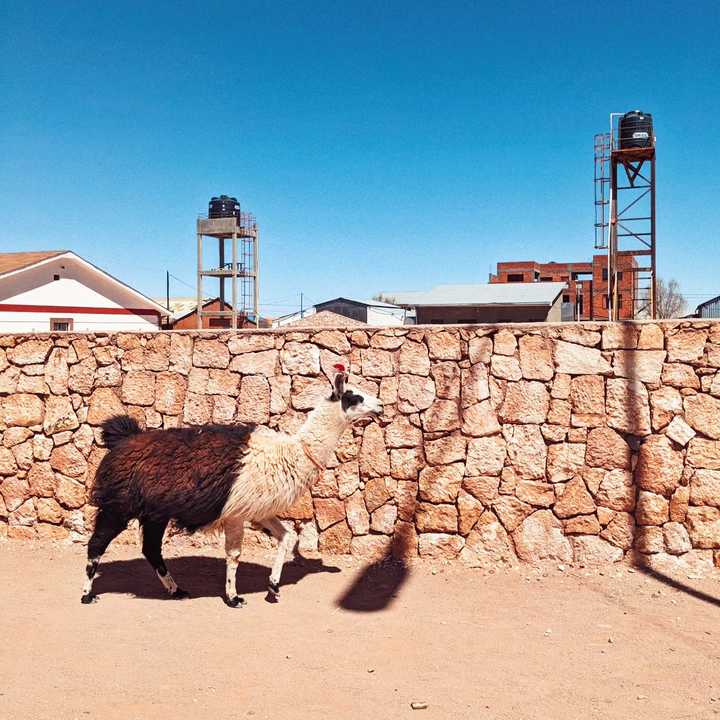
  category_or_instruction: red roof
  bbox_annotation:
[0,251,67,276]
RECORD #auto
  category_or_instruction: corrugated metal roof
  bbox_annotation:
[153,296,231,321]
[151,296,199,318]
[389,282,566,307]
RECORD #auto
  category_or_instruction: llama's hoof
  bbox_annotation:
[80,592,98,604]
[224,595,246,608]
[171,588,191,600]
[265,581,280,603]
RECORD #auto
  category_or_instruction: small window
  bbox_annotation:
[617,271,623,281]
[507,273,524,282]
[50,318,73,331]
[562,294,570,303]
[540,276,552,282]
[602,268,608,281]
[53,274,60,281]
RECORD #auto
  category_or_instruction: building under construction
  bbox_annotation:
[489,255,638,321]
[490,110,657,322]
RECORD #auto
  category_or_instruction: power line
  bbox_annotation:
[167,273,196,292]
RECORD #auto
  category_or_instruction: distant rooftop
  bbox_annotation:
[315,296,402,309]
[388,282,567,307]
[283,309,368,328]
[153,296,264,324]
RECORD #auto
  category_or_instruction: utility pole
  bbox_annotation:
[300,292,304,318]
[166,271,170,311]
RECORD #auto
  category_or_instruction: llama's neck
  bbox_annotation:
[296,401,348,469]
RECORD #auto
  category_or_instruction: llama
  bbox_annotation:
[81,365,383,607]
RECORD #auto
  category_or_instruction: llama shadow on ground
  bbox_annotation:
[92,555,340,601]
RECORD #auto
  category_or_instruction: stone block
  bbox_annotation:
[519,335,554,381]
[419,463,464,503]
[512,510,572,562]
[416,503,458,533]
[193,339,230,369]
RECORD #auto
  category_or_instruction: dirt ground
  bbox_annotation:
[1,541,719,720]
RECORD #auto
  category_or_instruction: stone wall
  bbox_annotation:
[1,322,719,568]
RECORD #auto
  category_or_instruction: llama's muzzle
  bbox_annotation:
[370,402,384,417]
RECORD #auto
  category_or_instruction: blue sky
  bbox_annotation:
[2,0,719,316]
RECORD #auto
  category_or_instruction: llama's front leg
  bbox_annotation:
[223,518,246,608]
[81,509,127,604]
[141,519,189,599]
[260,516,297,603]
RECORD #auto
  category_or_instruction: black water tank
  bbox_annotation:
[619,110,653,149]
[208,195,240,219]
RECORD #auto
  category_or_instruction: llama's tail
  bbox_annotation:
[101,415,142,449]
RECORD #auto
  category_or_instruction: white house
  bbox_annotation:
[0,251,170,332]
[273,296,408,327]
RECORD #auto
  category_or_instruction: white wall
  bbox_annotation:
[273,307,316,327]
[366,306,406,326]
[0,310,158,332]
[273,304,407,328]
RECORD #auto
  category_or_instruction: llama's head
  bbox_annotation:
[331,364,383,422]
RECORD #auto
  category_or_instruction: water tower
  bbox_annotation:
[196,195,259,329]
[594,111,656,320]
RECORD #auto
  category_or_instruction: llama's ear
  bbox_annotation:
[332,363,347,400]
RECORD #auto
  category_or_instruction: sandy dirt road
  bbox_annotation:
[1,541,719,720]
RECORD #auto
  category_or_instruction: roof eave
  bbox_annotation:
[1,251,172,317]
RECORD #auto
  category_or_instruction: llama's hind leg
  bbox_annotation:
[141,520,188,599]
[223,517,246,608]
[81,509,127,604]
[260,516,298,603]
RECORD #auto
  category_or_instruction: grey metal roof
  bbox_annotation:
[389,282,566,307]
[696,294,720,311]
[315,296,403,309]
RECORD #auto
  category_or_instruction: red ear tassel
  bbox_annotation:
[333,363,346,373]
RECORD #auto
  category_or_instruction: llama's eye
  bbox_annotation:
[341,391,363,410]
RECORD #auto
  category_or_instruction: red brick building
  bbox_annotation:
[165,298,269,329]
[489,255,638,320]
